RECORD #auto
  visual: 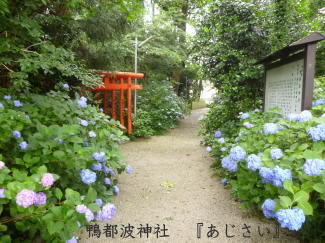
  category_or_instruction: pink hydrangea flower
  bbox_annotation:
[41,173,55,187]
[16,189,36,208]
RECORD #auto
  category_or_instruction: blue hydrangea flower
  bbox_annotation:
[104,178,111,185]
[263,123,278,135]
[77,96,87,108]
[91,121,96,125]
[99,108,104,113]
[66,236,78,243]
[259,167,274,184]
[221,179,228,185]
[80,169,96,185]
[308,124,325,142]
[254,109,260,112]
[238,131,243,137]
[246,154,261,171]
[125,165,132,174]
[95,198,103,207]
[113,186,119,195]
[78,119,88,127]
[229,146,246,162]
[12,130,21,139]
[88,131,96,138]
[63,84,69,89]
[206,146,212,152]
[103,165,109,174]
[240,113,250,119]
[91,163,102,171]
[14,100,23,107]
[0,103,3,109]
[54,137,64,144]
[214,131,222,138]
[286,113,299,121]
[85,209,94,222]
[96,203,116,221]
[220,147,227,152]
[270,148,283,160]
[257,152,263,157]
[19,141,28,150]
[275,208,305,231]
[243,122,254,128]
[297,110,312,122]
[4,95,11,100]
[302,159,325,176]
[218,138,225,144]
[92,152,105,162]
[108,168,115,176]
[272,166,292,187]
[312,98,325,107]
[262,199,276,219]
[221,156,238,172]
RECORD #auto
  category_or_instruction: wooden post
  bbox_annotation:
[112,78,117,120]
[103,76,109,115]
[120,77,125,126]
[127,76,132,134]
[302,44,316,110]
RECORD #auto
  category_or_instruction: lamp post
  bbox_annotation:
[134,35,153,116]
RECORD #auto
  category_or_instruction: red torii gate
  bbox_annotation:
[90,71,144,134]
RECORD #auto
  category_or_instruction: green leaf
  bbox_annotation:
[302,150,321,159]
[47,221,64,235]
[283,180,294,194]
[65,188,81,204]
[53,150,65,159]
[55,188,63,200]
[0,224,7,231]
[293,190,309,203]
[85,187,97,203]
[297,201,313,215]
[313,183,325,194]
[279,196,292,208]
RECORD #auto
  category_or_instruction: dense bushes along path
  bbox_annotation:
[81,109,297,243]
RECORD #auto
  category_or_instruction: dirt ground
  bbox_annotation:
[80,109,299,243]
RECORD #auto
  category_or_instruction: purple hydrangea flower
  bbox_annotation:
[113,186,120,195]
[302,159,325,176]
[206,146,212,152]
[262,199,276,219]
[104,178,111,185]
[308,124,325,142]
[246,154,261,171]
[270,148,283,160]
[275,208,305,231]
[4,95,11,100]
[19,141,28,150]
[125,165,132,174]
[243,122,254,128]
[108,168,116,176]
[240,113,250,119]
[85,209,94,222]
[16,189,36,208]
[263,123,278,135]
[95,198,103,207]
[92,152,105,162]
[80,169,96,185]
[12,130,21,139]
[77,97,87,108]
[91,163,102,171]
[66,236,78,243]
[221,179,228,185]
[229,146,246,162]
[103,165,109,174]
[96,203,117,221]
[14,100,23,107]
[88,131,96,138]
[0,161,5,169]
[76,204,88,213]
[99,108,104,113]
[214,131,222,138]
[41,173,55,187]
[221,156,238,172]
[218,138,225,144]
[34,192,47,206]
[78,119,88,127]
[0,188,6,198]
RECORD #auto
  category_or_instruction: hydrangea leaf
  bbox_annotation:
[297,201,313,215]
[293,191,309,203]
[283,180,294,194]
[279,196,292,208]
[313,183,325,194]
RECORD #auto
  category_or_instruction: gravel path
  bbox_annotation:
[81,109,298,243]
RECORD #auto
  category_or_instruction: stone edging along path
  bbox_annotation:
[81,109,299,243]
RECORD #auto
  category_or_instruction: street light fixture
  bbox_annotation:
[134,35,154,116]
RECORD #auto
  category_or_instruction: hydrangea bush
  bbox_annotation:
[0,88,131,242]
[132,81,186,137]
[202,77,325,241]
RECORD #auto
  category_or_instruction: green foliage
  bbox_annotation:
[0,88,128,242]
[133,81,187,137]
[202,77,325,241]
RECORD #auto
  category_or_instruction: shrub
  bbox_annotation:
[202,77,325,241]
[133,81,186,137]
[0,87,129,242]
